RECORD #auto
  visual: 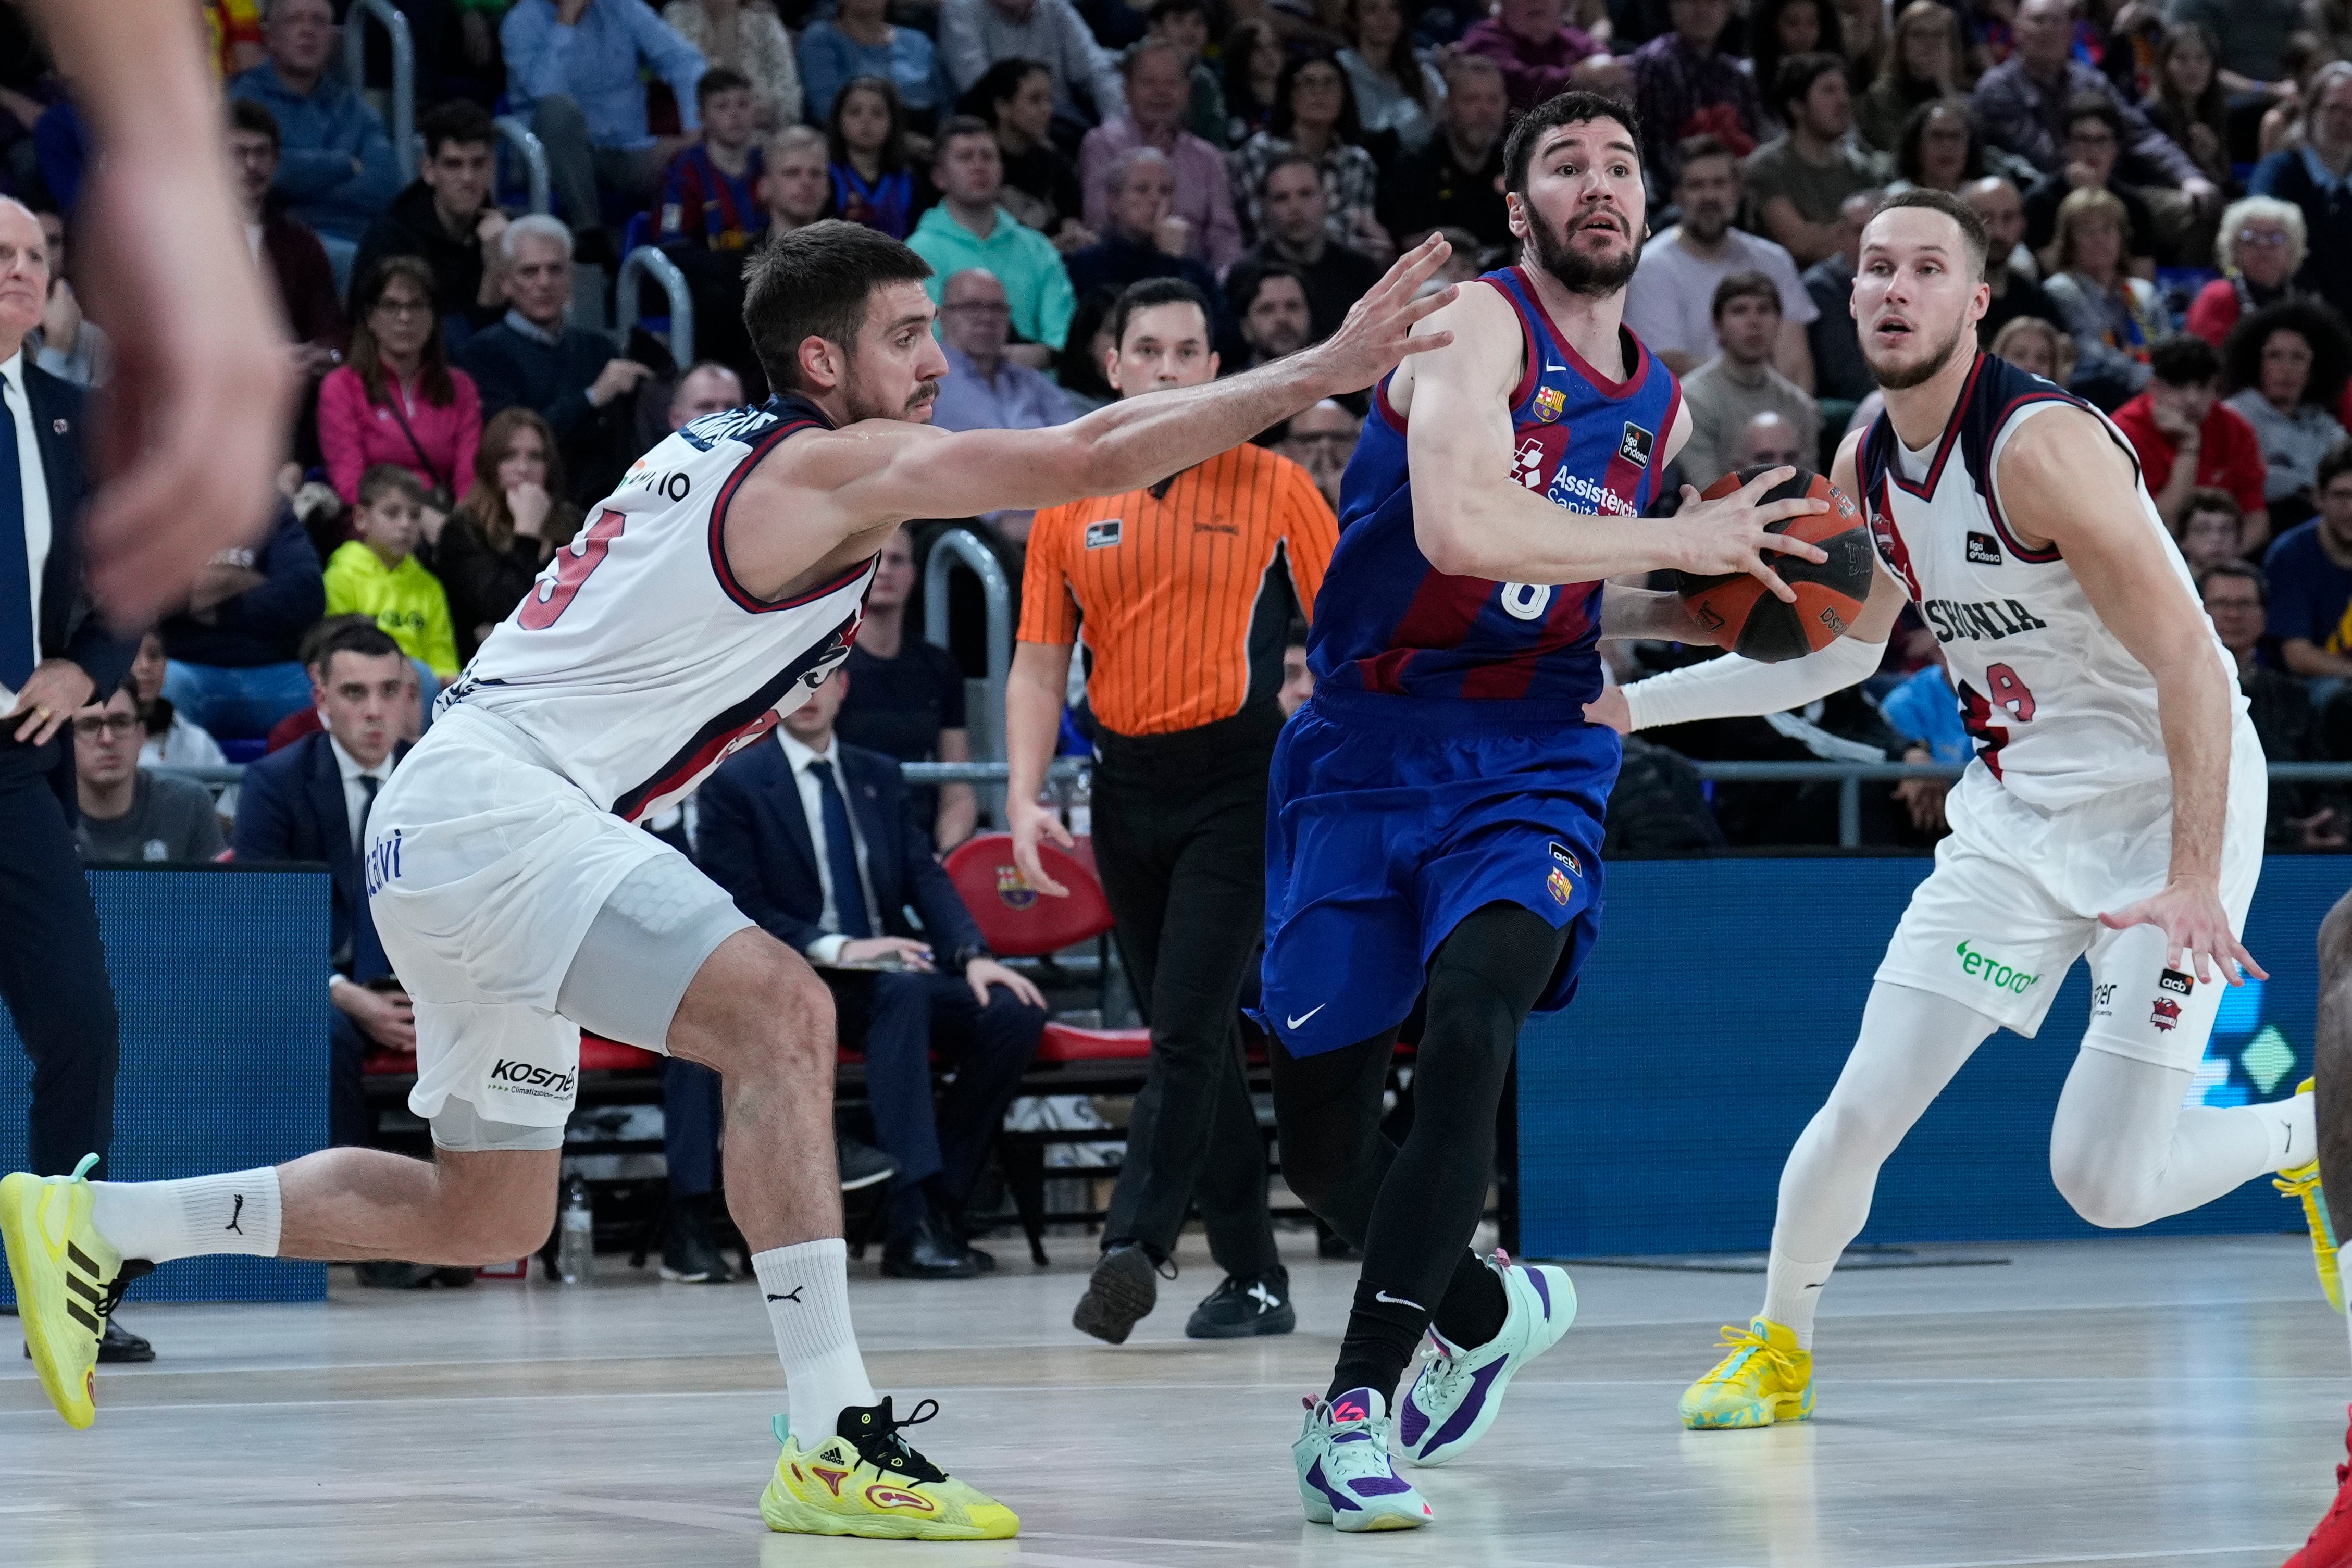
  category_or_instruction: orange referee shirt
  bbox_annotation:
[1019,444,1337,738]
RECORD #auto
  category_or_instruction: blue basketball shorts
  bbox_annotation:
[1251,686,1621,1059]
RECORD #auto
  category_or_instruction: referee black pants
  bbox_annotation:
[0,747,119,1178]
[1093,703,1284,1281]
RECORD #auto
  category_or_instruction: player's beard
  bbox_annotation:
[1866,312,1972,391]
[1528,211,1640,298]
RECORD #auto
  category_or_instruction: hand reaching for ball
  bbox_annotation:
[1671,466,1833,605]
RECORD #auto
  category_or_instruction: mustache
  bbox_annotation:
[906,379,940,411]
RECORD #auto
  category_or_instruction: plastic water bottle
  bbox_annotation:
[557,1175,594,1285]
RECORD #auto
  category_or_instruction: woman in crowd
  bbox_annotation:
[1055,285,1121,412]
[1224,19,1287,145]
[799,0,951,127]
[1833,0,1887,86]
[2040,186,2168,407]
[1887,98,1985,193]
[1750,0,1841,135]
[1856,0,1951,150]
[1229,49,1389,258]
[826,76,931,240]
[964,58,1089,248]
[2185,196,2310,346]
[433,408,582,661]
[664,0,802,127]
[317,255,480,518]
[1989,313,2079,385]
[2145,24,2232,192]
[1338,0,1445,154]
[2223,301,2351,531]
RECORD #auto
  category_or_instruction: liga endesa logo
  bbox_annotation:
[1955,940,2040,994]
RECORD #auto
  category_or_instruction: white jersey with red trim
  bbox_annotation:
[434,394,875,822]
[1858,353,2247,812]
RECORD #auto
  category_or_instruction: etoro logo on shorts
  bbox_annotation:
[1955,941,2040,994]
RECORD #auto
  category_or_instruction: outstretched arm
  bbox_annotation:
[1399,283,1831,595]
[1586,430,1905,729]
[2002,407,2262,986]
[22,0,297,624]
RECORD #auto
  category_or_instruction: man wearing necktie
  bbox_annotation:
[0,198,142,1354]
[695,671,1050,1280]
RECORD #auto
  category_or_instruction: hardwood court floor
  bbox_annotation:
[2,1229,2346,1567]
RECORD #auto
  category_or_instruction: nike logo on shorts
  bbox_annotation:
[1287,1004,1327,1029]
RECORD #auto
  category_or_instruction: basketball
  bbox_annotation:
[1675,466,1875,663]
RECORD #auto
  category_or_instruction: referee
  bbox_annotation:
[1006,278,1337,1344]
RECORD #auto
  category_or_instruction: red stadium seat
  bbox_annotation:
[1036,1022,1151,1063]
[941,832,1116,957]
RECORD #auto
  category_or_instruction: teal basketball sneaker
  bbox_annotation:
[1293,1387,1433,1531]
[1398,1250,1577,1466]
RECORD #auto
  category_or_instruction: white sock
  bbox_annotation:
[754,1239,876,1446]
[2271,1089,2320,1172]
[1761,1246,1838,1350]
[89,1169,282,1263]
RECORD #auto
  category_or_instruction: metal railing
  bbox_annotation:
[156,756,2352,851]
[491,115,552,216]
[922,527,1013,761]
[342,0,416,185]
[614,247,694,363]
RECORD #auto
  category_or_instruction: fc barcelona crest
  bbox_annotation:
[996,865,1039,910]
[1533,385,1566,423]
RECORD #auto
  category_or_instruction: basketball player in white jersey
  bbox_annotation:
[0,222,1461,1539]
[1585,188,2321,1432]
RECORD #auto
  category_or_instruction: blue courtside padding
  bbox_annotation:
[1517,856,2352,1258]
[0,867,330,1305]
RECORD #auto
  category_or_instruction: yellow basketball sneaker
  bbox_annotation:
[2277,1078,2341,1313]
[0,1154,147,1430]
[1679,1317,1813,1430]
[761,1397,1018,1539]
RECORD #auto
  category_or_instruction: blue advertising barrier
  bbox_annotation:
[1517,855,2352,1258]
[0,867,329,1305]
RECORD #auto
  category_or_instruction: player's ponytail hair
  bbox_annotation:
[743,219,935,393]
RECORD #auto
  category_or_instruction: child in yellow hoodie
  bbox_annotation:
[323,466,462,685]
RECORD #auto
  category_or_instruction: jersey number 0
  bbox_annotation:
[518,509,625,630]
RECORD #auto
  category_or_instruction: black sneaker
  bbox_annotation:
[1185,1269,1296,1339]
[355,1261,440,1289]
[838,1136,898,1193]
[661,1194,731,1283]
[98,1317,155,1363]
[1071,1242,1166,1344]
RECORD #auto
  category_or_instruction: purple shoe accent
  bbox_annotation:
[1306,1459,1360,1512]
[1350,1476,1415,1497]
[1526,1265,1551,1317]
[1399,1393,1429,1446]
[1424,1354,1507,1452]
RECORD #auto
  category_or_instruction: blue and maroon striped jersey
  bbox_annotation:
[1307,265,1681,708]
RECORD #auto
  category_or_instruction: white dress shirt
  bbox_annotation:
[0,346,51,713]
[776,728,879,965]
[327,734,396,851]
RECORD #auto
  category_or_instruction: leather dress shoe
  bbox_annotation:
[98,1318,155,1363]
[881,1214,979,1279]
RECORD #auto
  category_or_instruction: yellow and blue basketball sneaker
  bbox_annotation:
[0,1154,147,1430]
[2276,1078,2341,1313]
[1398,1250,1576,1466]
[1679,1317,1813,1430]
[761,1397,1018,1539]
[1294,1387,1433,1531]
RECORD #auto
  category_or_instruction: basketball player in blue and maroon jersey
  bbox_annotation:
[1263,90,1836,1532]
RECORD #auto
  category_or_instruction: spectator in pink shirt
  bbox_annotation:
[317,256,482,511]
[1080,41,1240,271]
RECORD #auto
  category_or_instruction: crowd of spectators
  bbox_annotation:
[26,0,2352,1273]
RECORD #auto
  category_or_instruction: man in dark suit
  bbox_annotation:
[0,196,143,1358]
[232,621,445,1287]
[697,671,1048,1280]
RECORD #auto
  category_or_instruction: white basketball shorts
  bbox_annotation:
[363,703,749,1135]
[1874,717,2266,1071]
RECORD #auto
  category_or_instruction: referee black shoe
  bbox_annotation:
[1185,1268,1295,1339]
[838,1137,898,1193]
[1072,1242,1165,1344]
